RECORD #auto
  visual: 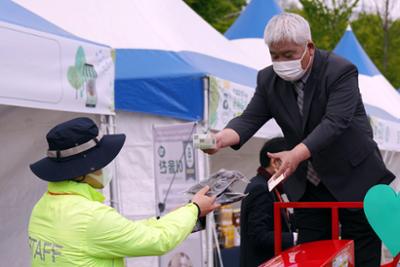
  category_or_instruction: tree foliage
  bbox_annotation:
[299,0,359,50]
[184,0,246,33]
[352,13,400,88]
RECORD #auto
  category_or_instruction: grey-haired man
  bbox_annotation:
[204,13,394,266]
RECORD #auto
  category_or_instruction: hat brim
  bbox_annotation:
[30,134,126,182]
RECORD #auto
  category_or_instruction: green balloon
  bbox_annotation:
[364,184,400,256]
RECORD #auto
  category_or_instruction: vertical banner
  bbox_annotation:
[153,122,198,214]
[152,122,203,267]
[208,76,282,139]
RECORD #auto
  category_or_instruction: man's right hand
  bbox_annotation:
[202,132,222,155]
[191,186,220,217]
[202,129,240,155]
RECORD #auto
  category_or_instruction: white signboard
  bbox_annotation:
[0,21,114,114]
[370,115,400,152]
[208,76,282,139]
[152,122,203,267]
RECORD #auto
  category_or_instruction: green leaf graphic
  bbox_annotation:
[67,66,84,99]
[75,46,86,74]
[209,78,220,127]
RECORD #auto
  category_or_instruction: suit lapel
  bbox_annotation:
[301,75,317,131]
[276,79,303,136]
[301,50,326,131]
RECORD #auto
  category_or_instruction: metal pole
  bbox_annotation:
[106,114,120,211]
[202,76,214,267]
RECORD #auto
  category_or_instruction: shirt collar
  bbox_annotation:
[47,180,105,202]
[299,67,311,84]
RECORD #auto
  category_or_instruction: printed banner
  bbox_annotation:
[0,21,114,114]
[208,76,282,138]
[153,122,199,214]
[152,122,203,267]
[370,115,400,152]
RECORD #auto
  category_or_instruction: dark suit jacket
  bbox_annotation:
[227,49,395,201]
[240,174,293,267]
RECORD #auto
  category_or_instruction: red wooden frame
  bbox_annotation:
[273,201,400,266]
[273,201,363,255]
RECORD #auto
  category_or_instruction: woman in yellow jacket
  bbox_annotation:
[28,117,219,267]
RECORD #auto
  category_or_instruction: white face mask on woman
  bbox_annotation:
[272,44,311,82]
[85,168,112,189]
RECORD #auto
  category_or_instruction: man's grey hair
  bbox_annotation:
[264,13,312,46]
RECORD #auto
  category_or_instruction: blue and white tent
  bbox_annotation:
[15,0,261,122]
[225,0,282,40]
[0,1,115,266]
[334,26,400,152]
[225,0,283,70]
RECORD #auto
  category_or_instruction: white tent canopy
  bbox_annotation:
[14,0,256,68]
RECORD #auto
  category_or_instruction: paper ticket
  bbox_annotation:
[268,174,285,192]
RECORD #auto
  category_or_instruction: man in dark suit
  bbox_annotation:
[204,13,394,266]
[240,137,295,267]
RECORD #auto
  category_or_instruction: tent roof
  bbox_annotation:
[14,0,258,121]
[225,0,282,40]
[13,0,256,68]
[0,0,105,46]
[334,26,380,76]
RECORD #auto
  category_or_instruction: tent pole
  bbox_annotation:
[202,76,214,267]
[102,114,120,212]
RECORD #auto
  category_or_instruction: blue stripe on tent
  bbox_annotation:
[115,49,205,121]
[115,76,204,121]
[115,49,258,121]
[334,28,380,77]
[0,0,107,47]
[225,0,282,40]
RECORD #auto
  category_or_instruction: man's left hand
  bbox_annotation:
[268,143,311,181]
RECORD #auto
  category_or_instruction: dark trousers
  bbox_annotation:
[294,182,381,267]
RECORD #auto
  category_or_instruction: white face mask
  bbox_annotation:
[272,44,311,82]
[86,168,112,189]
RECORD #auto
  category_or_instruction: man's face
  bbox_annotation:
[269,40,315,69]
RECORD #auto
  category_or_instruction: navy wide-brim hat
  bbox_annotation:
[30,117,126,182]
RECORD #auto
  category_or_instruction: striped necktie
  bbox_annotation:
[294,80,320,186]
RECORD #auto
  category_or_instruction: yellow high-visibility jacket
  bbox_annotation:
[29,180,198,267]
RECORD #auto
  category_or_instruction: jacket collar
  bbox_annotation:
[48,180,105,202]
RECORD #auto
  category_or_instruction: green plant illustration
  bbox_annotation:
[67,46,87,99]
[209,77,220,127]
